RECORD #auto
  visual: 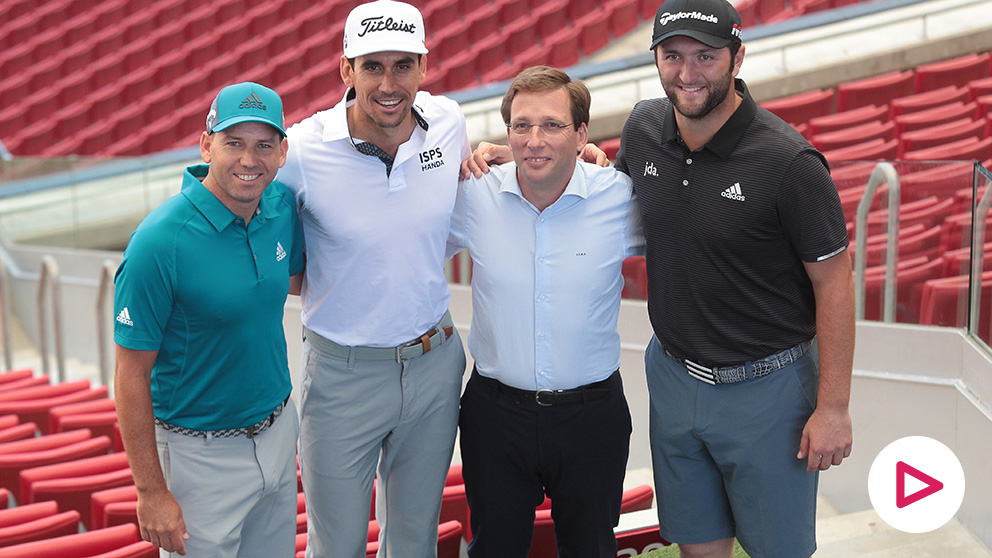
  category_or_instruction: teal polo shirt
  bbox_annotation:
[114,165,304,430]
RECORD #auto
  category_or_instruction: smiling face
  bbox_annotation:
[341,51,426,146]
[200,121,287,220]
[507,88,588,203]
[655,35,743,122]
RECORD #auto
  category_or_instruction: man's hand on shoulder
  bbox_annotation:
[460,142,512,179]
[579,143,609,167]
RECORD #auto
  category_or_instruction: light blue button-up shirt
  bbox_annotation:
[448,162,645,390]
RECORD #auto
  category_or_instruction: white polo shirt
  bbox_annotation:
[447,162,645,390]
[279,90,470,347]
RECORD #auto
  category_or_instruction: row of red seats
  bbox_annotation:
[2,0,837,158]
[762,51,992,123]
[0,368,668,557]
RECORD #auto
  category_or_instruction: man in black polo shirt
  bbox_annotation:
[614,0,855,556]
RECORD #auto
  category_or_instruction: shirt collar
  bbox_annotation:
[181,165,277,232]
[322,87,430,143]
[661,78,756,159]
[498,162,590,209]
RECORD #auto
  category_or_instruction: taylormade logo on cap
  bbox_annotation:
[344,0,429,59]
[657,11,719,26]
[650,0,743,50]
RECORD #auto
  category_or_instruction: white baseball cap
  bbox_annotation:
[343,0,429,59]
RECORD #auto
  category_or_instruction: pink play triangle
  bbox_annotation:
[896,460,944,508]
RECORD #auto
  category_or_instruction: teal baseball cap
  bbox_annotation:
[205,82,286,137]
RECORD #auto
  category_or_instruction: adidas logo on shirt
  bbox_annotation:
[276,242,287,262]
[116,307,133,326]
[721,183,745,202]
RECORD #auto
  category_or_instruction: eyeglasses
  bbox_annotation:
[507,121,574,136]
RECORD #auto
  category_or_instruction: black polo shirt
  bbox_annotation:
[616,79,849,365]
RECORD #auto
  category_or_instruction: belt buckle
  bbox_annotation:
[535,389,556,406]
[246,424,257,439]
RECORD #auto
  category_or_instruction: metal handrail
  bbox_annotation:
[970,164,992,336]
[37,256,66,382]
[0,255,11,371]
[96,259,116,387]
[854,162,901,322]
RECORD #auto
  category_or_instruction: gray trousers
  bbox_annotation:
[299,328,466,558]
[157,399,299,558]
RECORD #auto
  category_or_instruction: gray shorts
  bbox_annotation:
[646,336,819,558]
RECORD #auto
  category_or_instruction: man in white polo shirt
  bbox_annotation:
[276,1,470,556]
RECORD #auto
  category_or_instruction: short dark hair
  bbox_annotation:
[500,66,590,129]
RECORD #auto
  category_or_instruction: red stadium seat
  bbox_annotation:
[893,102,979,137]
[0,436,110,497]
[919,271,992,341]
[902,136,992,163]
[914,52,992,93]
[91,485,137,531]
[822,138,898,163]
[760,89,835,126]
[968,76,992,101]
[0,510,80,547]
[616,525,671,555]
[0,387,109,435]
[599,137,622,162]
[0,424,39,445]
[0,381,89,404]
[806,104,888,137]
[0,501,59,528]
[836,71,915,113]
[607,0,641,38]
[440,465,470,542]
[0,377,49,394]
[0,523,149,558]
[862,257,945,323]
[0,417,20,432]
[0,371,34,387]
[622,256,648,300]
[862,196,955,237]
[48,399,115,437]
[19,451,131,529]
[810,120,895,152]
[941,242,992,278]
[897,118,987,158]
[890,86,970,119]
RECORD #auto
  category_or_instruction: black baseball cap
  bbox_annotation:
[650,0,743,50]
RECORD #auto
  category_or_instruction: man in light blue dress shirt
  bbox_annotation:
[447,66,645,558]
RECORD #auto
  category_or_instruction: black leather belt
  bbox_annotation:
[485,370,618,406]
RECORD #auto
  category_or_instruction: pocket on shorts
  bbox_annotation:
[789,351,819,412]
[298,342,320,419]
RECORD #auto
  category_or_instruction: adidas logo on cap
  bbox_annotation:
[239,93,266,110]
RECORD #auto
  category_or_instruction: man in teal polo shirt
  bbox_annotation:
[114,81,304,558]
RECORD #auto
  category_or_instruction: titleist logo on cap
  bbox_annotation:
[357,15,417,37]
[657,10,719,26]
